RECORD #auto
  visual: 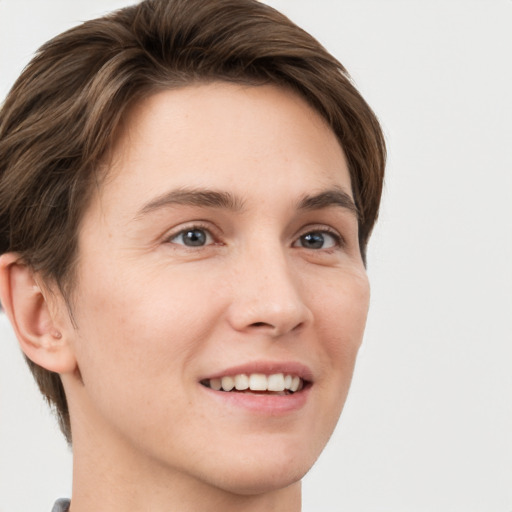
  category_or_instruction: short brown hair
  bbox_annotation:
[0,0,385,443]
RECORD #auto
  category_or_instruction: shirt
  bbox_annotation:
[51,498,70,512]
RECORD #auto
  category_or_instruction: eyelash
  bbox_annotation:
[166,222,219,248]
[165,224,345,250]
[294,226,344,251]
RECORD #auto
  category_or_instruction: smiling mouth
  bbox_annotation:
[201,373,306,395]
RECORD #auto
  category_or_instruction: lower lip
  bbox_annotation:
[201,385,311,414]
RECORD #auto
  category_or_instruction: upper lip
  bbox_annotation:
[202,361,314,383]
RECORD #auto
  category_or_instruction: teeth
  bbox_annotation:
[249,373,268,391]
[267,373,285,392]
[234,374,249,390]
[221,376,235,391]
[206,373,304,393]
[210,378,222,391]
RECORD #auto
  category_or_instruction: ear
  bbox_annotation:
[0,253,77,374]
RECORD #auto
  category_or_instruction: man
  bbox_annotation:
[0,1,385,510]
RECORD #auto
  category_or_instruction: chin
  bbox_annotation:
[197,440,319,496]
[211,461,308,496]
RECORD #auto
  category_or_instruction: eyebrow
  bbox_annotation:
[297,188,359,218]
[136,188,245,218]
[135,186,358,219]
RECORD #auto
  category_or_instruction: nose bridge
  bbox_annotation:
[227,237,312,336]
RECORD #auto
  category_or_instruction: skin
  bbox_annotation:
[1,83,370,511]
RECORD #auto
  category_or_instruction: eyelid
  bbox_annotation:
[162,221,345,249]
[293,225,346,249]
[164,221,220,246]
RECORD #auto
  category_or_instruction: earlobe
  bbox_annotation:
[0,253,77,374]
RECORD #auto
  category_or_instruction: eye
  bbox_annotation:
[169,227,214,247]
[294,230,340,250]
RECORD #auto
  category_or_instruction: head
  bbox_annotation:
[0,0,384,493]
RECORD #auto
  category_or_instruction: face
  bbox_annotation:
[64,83,370,495]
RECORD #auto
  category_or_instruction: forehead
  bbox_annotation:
[93,82,351,217]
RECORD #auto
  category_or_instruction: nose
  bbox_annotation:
[226,246,313,338]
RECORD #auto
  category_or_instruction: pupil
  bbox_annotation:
[302,232,324,249]
[184,229,206,246]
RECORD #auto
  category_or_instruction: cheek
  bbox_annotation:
[70,262,224,388]
[305,274,370,462]
[317,268,370,356]
[67,266,225,444]
[311,268,370,427]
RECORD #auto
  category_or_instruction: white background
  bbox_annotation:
[0,1,511,511]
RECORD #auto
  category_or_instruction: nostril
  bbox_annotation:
[248,320,304,335]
